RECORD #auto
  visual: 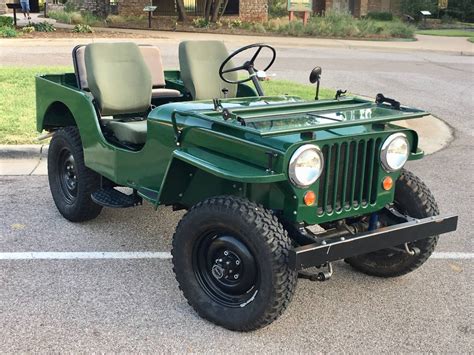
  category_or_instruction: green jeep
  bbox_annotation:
[35,41,457,331]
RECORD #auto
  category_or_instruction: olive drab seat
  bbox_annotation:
[84,43,152,145]
[74,45,181,99]
[179,40,238,100]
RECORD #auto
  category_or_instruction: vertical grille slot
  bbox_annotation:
[317,138,380,216]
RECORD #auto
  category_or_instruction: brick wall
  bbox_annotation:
[239,0,267,22]
[0,0,6,15]
[118,0,150,17]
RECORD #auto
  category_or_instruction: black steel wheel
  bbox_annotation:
[346,169,439,277]
[194,233,259,308]
[172,196,297,331]
[48,127,102,222]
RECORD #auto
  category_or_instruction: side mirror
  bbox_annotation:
[309,67,322,84]
[309,67,322,100]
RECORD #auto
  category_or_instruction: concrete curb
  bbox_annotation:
[0,144,48,159]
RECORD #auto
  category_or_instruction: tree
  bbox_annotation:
[176,0,187,21]
[204,0,229,22]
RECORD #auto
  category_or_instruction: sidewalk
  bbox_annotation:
[4,13,473,56]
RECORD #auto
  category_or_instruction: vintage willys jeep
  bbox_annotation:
[36,41,457,331]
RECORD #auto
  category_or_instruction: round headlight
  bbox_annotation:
[381,133,409,172]
[289,144,324,188]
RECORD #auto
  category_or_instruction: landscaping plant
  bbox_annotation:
[33,21,56,32]
[72,24,93,33]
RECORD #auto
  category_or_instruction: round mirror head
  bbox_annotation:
[309,67,322,84]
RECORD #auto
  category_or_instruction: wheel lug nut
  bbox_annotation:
[234,274,239,279]
[226,261,230,265]
[224,250,229,256]
[235,260,240,265]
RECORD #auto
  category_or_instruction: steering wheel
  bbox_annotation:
[219,44,276,85]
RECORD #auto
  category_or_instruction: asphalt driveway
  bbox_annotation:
[0,35,473,352]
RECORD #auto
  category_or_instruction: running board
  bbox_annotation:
[91,188,142,208]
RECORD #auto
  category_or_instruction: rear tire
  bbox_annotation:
[48,127,102,222]
[346,169,439,277]
[172,196,297,331]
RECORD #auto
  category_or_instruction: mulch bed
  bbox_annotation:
[12,28,157,39]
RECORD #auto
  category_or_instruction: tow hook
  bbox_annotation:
[298,262,333,282]
[388,243,420,256]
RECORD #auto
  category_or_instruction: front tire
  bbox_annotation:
[172,196,297,331]
[48,127,102,222]
[346,169,439,277]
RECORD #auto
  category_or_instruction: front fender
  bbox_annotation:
[157,148,287,207]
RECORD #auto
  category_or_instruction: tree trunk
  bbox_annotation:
[218,0,229,20]
[176,0,187,22]
[210,0,223,22]
[204,0,212,22]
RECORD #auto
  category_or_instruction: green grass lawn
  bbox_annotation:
[469,37,474,43]
[0,66,334,144]
[416,29,474,37]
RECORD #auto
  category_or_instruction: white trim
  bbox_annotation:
[0,252,172,260]
[0,251,471,261]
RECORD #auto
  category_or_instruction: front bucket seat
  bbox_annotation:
[179,40,238,100]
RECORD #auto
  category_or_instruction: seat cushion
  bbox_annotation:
[179,41,238,100]
[107,120,147,145]
[152,88,182,99]
[140,46,167,88]
[85,42,152,116]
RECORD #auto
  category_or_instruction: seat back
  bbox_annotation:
[74,44,168,91]
[179,40,238,100]
[84,42,152,116]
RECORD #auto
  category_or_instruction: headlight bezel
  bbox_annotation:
[288,144,324,188]
[381,133,410,172]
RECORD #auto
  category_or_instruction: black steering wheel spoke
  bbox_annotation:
[221,64,247,74]
[250,46,263,64]
[219,44,276,89]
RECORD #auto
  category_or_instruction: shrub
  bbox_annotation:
[70,12,83,24]
[274,11,415,39]
[33,21,56,32]
[229,19,242,28]
[72,24,93,33]
[252,22,266,33]
[383,20,415,38]
[0,16,14,27]
[48,10,74,24]
[64,0,81,12]
[268,0,287,18]
[81,12,102,26]
[0,26,17,38]
[192,17,209,28]
[22,25,35,33]
[106,15,126,25]
[367,11,393,21]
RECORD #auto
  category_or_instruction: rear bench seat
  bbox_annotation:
[73,44,181,99]
[74,44,181,147]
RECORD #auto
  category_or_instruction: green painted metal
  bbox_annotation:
[36,71,428,226]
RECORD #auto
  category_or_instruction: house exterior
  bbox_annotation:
[1,0,400,21]
[0,0,6,14]
[314,0,401,17]
[46,0,266,22]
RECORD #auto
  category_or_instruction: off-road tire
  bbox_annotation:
[172,196,298,331]
[346,169,439,277]
[48,127,102,222]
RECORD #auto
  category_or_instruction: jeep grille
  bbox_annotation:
[317,138,382,215]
